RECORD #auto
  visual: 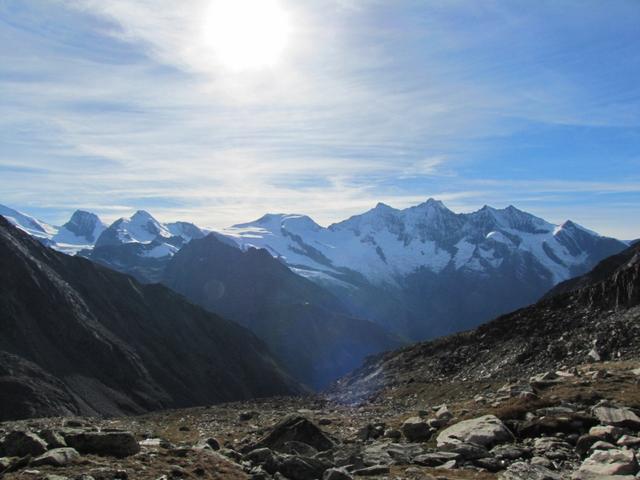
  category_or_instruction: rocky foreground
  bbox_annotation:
[1,360,639,480]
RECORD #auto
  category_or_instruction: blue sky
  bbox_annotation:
[1,0,639,238]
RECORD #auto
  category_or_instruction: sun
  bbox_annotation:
[203,0,291,71]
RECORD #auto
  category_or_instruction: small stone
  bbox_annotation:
[205,438,220,450]
[384,428,401,440]
[239,411,259,421]
[435,405,453,421]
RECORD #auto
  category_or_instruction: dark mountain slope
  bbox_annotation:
[162,235,404,389]
[544,241,640,304]
[0,217,300,420]
[330,242,640,403]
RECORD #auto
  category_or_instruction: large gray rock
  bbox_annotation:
[322,468,353,480]
[593,406,640,429]
[251,416,334,453]
[31,447,81,467]
[64,431,140,458]
[278,455,331,480]
[413,451,460,467]
[576,448,638,477]
[0,431,48,457]
[501,461,562,480]
[39,430,67,449]
[437,415,513,448]
[401,417,431,442]
[244,448,280,474]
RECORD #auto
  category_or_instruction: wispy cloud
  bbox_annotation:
[0,0,639,238]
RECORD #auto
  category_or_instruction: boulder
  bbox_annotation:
[401,417,431,442]
[278,455,331,480]
[589,440,616,451]
[593,406,640,429]
[577,448,638,477]
[352,464,390,476]
[39,430,67,449]
[243,448,280,474]
[31,447,81,467]
[437,415,513,448]
[491,444,528,461]
[617,435,640,447]
[501,461,562,480]
[589,425,623,441]
[250,416,334,453]
[413,451,460,467]
[323,468,353,480]
[440,441,490,460]
[576,435,600,456]
[64,431,140,458]
[0,431,48,457]
[435,405,453,421]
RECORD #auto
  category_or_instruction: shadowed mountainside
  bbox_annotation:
[330,242,640,403]
[162,234,404,389]
[0,217,301,420]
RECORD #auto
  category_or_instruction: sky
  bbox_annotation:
[0,0,639,238]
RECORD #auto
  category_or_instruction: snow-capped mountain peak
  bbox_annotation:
[0,204,56,240]
[59,210,106,242]
[223,199,626,288]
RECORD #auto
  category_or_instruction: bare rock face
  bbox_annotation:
[437,415,514,449]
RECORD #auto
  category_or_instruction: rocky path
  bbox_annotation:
[1,361,639,480]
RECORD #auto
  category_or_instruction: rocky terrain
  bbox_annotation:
[329,242,640,405]
[1,361,639,479]
[1,237,639,479]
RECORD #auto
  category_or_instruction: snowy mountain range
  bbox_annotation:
[1,200,628,339]
[0,204,105,254]
[223,199,627,337]
[225,199,622,287]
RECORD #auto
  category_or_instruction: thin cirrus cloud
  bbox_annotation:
[0,0,639,238]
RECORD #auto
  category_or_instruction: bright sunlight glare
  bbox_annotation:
[203,0,291,71]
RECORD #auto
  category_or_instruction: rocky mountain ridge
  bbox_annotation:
[329,241,640,405]
[0,217,300,420]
